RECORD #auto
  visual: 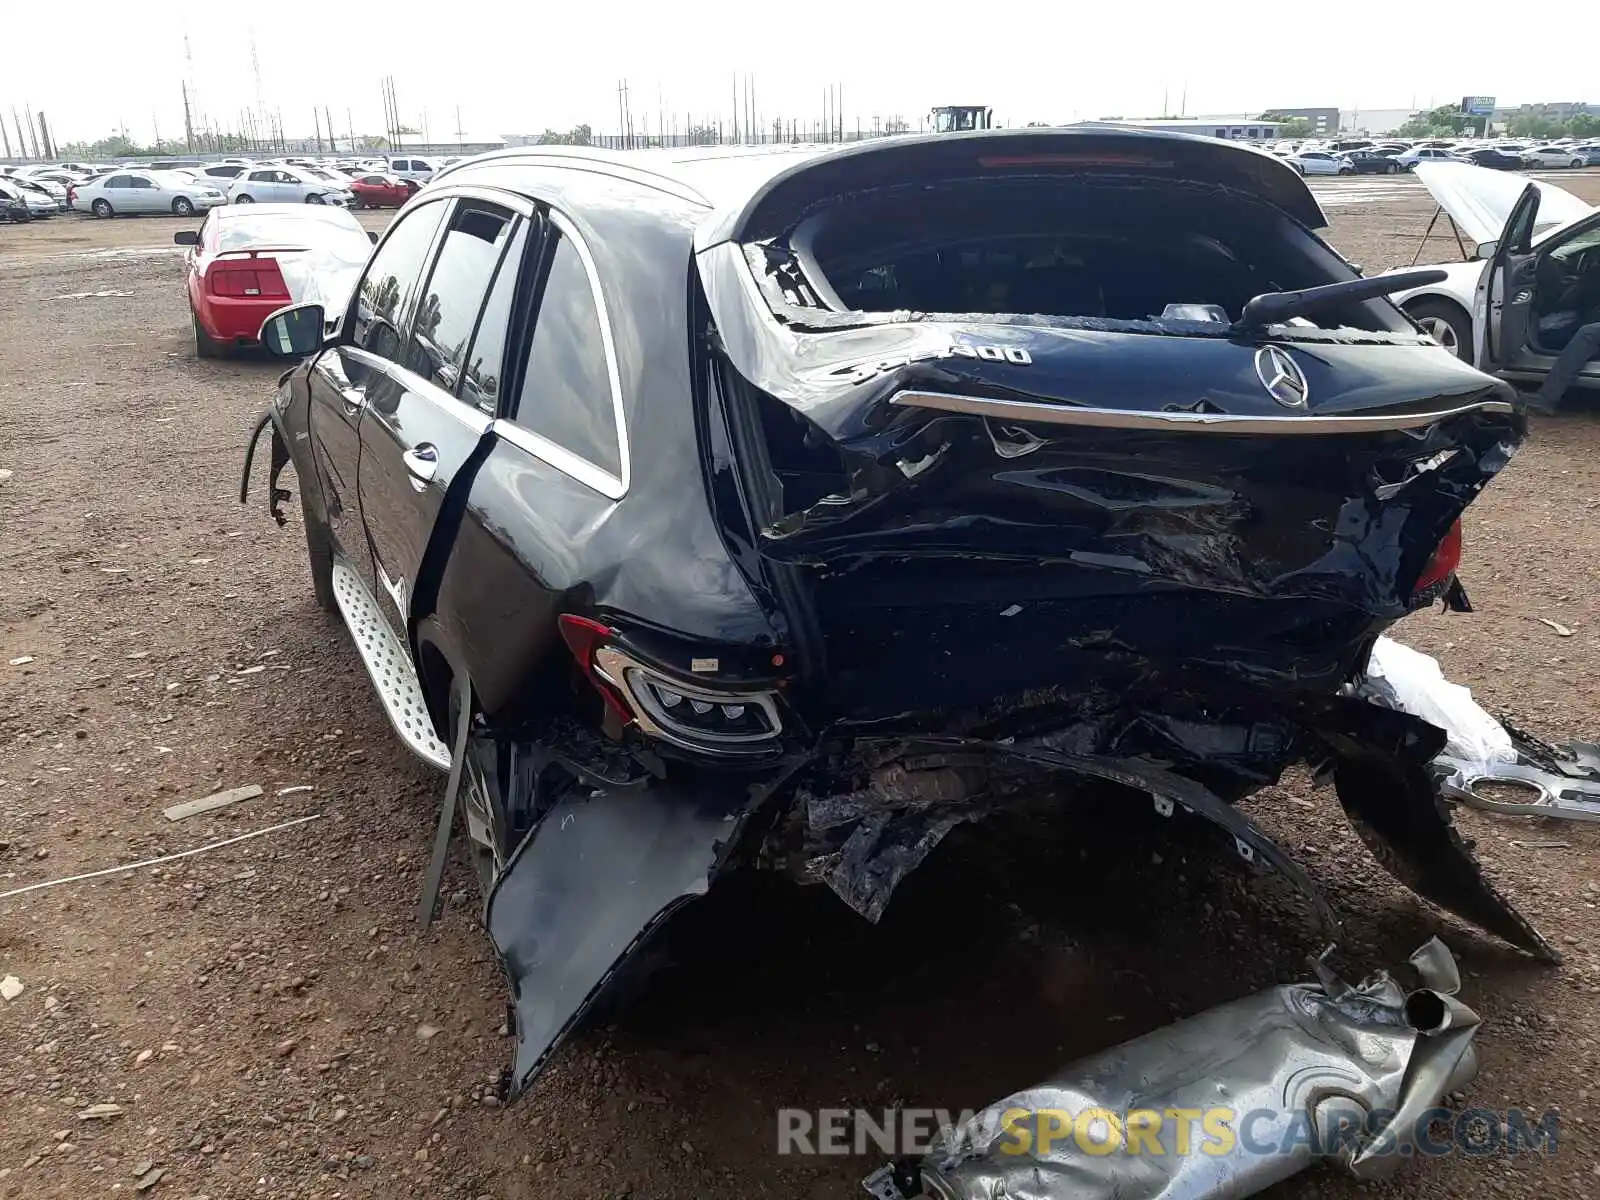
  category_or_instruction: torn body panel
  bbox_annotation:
[866,939,1481,1200]
[487,770,784,1099]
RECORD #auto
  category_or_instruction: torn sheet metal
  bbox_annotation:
[796,738,1338,936]
[1317,699,1558,962]
[487,774,775,1099]
[866,939,1480,1200]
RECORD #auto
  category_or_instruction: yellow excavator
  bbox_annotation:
[931,105,993,133]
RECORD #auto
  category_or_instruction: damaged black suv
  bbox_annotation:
[244,127,1547,1100]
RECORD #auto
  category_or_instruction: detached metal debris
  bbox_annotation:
[1361,635,1600,822]
[864,939,1481,1200]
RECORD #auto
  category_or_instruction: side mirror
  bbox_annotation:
[173,230,199,246]
[1476,240,1498,261]
[260,303,328,358]
[368,230,379,244]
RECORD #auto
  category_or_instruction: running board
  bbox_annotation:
[330,561,451,771]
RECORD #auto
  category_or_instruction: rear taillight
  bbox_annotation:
[558,614,784,755]
[1415,518,1463,597]
[209,259,289,299]
[557,614,634,727]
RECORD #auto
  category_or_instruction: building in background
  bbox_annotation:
[1100,115,1281,141]
[1340,109,1415,135]
[1265,107,1340,135]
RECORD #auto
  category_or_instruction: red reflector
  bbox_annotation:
[557,614,633,725]
[1416,519,1463,595]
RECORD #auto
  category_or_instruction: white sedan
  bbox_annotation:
[1285,150,1355,176]
[228,166,354,207]
[75,170,228,218]
[1520,145,1589,169]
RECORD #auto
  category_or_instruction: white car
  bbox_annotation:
[1390,162,1600,396]
[1286,150,1355,176]
[1520,145,1589,170]
[74,170,227,218]
[386,155,438,185]
[228,166,354,207]
[1394,147,1458,171]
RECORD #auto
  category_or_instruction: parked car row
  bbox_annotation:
[1270,136,1600,176]
[0,152,455,218]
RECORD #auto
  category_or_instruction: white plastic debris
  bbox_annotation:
[1362,636,1515,769]
[0,975,24,1002]
[161,784,263,822]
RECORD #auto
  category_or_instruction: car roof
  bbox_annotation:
[436,125,1327,243]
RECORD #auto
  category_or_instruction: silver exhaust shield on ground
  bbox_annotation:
[865,939,1480,1200]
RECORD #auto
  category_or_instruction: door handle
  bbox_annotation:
[402,444,438,491]
[340,387,365,415]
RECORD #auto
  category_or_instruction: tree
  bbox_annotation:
[1394,104,1475,139]
[1508,113,1561,139]
[1261,113,1312,138]
[537,124,593,146]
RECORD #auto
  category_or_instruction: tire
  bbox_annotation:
[234,194,254,204]
[351,195,364,209]
[192,309,229,360]
[1388,162,1399,173]
[91,198,112,218]
[1339,167,1355,175]
[450,688,503,906]
[173,196,194,217]
[1573,160,1585,170]
[306,193,324,205]
[1406,298,1473,362]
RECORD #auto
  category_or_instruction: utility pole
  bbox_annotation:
[347,106,354,150]
[38,112,55,159]
[152,111,161,152]
[731,73,739,144]
[1,120,10,160]
[313,108,323,153]
[182,82,195,152]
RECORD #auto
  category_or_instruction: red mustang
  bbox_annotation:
[349,172,414,209]
[175,204,375,358]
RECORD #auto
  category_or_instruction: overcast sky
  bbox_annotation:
[4,0,1591,148]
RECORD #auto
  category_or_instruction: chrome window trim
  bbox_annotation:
[890,390,1517,435]
[491,206,631,501]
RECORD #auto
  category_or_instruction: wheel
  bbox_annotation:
[234,193,254,204]
[452,689,504,906]
[351,195,364,209]
[1406,298,1472,362]
[1388,161,1399,173]
[172,196,194,217]
[91,198,113,218]
[1572,160,1585,170]
[192,308,229,360]
[306,193,324,204]
[1339,166,1355,175]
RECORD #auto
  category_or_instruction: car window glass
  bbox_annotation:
[351,199,447,362]
[104,175,130,188]
[131,177,155,189]
[511,228,622,478]
[459,221,529,415]
[403,203,516,394]
[249,170,273,183]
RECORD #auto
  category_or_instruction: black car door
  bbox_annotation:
[355,194,530,645]
[305,197,450,595]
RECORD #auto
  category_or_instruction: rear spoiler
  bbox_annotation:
[694,125,1325,250]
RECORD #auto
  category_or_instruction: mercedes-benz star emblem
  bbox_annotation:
[1254,345,1309,409]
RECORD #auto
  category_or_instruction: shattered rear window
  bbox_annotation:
[763,177,1411,336]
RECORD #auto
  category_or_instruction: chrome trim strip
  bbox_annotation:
[490,419,625,500]
[890,390,1517,434]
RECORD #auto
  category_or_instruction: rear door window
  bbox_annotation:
[349,199,448,361]
[508,217,624,487]
[459,220,531,415]
[402,201,517,394]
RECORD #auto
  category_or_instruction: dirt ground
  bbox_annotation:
[4,172,1600,1200]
